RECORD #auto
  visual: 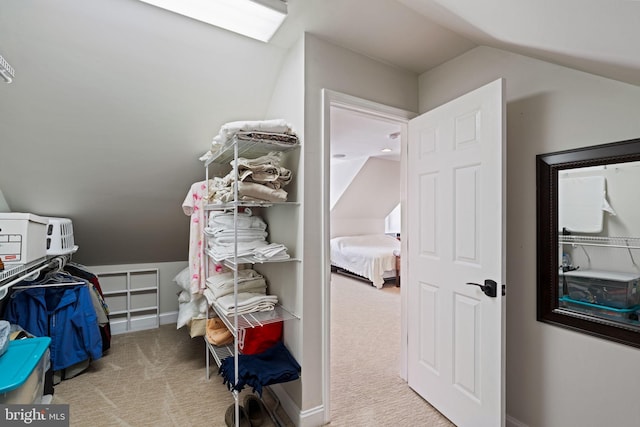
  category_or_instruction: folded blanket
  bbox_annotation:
[206,269,262,287]
[235,182,288,203]
[206,269,267,299]
[233,152,283,168]
[214,292,278,317]
[236,131,299,146]
[219,341,301,396]
[202,120,299,165]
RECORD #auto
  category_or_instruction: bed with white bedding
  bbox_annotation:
[330,234,400,288]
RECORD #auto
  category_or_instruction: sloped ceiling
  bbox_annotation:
[0,0,290,265]
[1,0,639,265]
[398,0,640,86]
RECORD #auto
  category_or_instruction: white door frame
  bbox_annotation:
[321,88,416,423]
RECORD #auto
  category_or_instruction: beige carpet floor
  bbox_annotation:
[50,274,453,426]
[52,323,271,427]
[328,273,454,427]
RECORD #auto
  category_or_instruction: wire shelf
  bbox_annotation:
[559,235,640,250]
[205,136,299,167]
[211,304,298,335]
[205,248,299,270]
[205,339,234,367]
[204,201,300,211]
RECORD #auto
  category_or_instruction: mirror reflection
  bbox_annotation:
[558,161,640,330]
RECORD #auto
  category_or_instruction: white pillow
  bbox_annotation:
[173,267,190,291]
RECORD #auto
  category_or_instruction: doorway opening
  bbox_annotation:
[321,89,414,424]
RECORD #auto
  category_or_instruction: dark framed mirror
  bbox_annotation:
[537,137,640,348]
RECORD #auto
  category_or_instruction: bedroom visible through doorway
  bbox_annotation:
[324,91,413,424]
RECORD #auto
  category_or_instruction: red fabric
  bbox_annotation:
[239,321,283,355]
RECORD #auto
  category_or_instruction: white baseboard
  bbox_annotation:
[110,312,176,335]
[506,414,529,427]
[268,384,325,427]
[160,311,178,325]
[110,315,159,335]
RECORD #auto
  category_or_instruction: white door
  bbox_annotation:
[406,79,506,427]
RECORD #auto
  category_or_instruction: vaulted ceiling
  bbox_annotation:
[1,0,638,265]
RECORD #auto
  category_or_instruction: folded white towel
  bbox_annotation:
[253,243,290,261]
[208,213,266,231]
[212,282,266,300]
[205,269,268,299]
[205,227,267,238]
[207,240,269,259]
[214,292,278,316]
[209,232,269,245]
[216,301,276,317]
[206,269,263,288]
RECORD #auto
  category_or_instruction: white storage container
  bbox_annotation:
[44,217,76,255]
[563,269,640,309]
[0,213,48,265]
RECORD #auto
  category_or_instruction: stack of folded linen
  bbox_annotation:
[205,210,270,259]
[203,269,267,302]
[214,292,279,317]
[204,210,291,262]
[235,152,292,190]
[207,152,293,203]
[207,208,266,231]
[203,268,278,318]
[200,119,299,163]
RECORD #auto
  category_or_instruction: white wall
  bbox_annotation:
[0,189,9,212]
[331,157,401,238]
[330,157,367,209]
[301,33,418,425]
[385,203,401,235]
[419,46,640,427]
[263,36,306,414]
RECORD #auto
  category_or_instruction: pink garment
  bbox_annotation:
[182,180,213,294]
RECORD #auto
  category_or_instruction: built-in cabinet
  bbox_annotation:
[97,269,159,334]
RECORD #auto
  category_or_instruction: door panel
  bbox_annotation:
[407,78,505,427]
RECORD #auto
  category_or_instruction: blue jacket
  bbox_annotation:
[4,285,103,371]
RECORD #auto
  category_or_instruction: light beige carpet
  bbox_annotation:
[50,274,453,426]
[52,324,290,427]
[328,273,454,427]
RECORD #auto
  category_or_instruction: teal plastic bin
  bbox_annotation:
[0,337,51,404]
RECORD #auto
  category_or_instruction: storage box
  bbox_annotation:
[560,296,639,323]
[0,213,48,265]
[0,337,51,404]
[238,321,283,355]
[44,217,76,256]
[562,269,640,309]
